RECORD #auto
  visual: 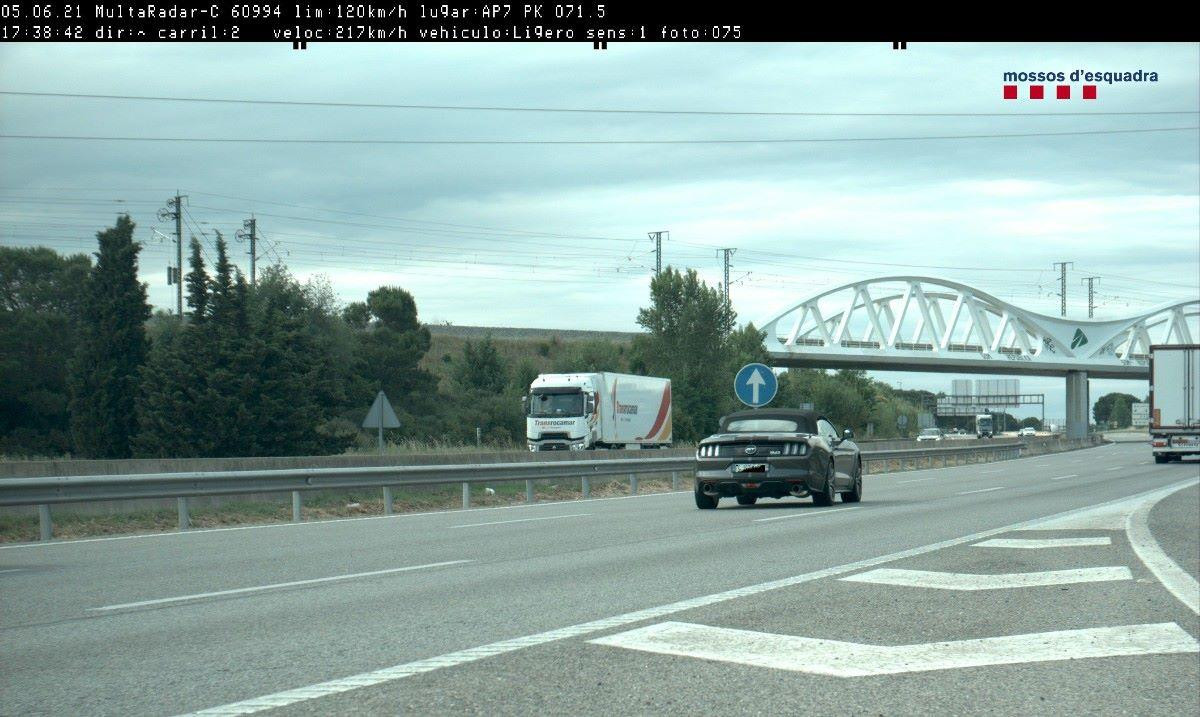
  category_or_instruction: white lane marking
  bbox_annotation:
[1034,463,1051,467]
[840,566,1132,590]
[89,560,471,612]
[753,507,857,523]
[957,486,1005,495]
[1127,487,1200,615]
[178,479,1195,717]
[980,469,1005,474]
[1105,466,1124,471]
[972,537,1112,549]
[588,621,1199,677]
[1051,474,1079,481]
[0,568,25,574]
[897,476,938,484]
[449,513,589,529]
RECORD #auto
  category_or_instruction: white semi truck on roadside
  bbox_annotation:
[524,372,672,451]
[1150,344,1200,463]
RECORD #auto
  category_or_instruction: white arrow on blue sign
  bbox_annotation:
[734,363,777,408]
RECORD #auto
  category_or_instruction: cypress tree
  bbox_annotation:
[68,215,151,458]
[185,237,209,321]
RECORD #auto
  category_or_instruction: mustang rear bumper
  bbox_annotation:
[695,466,819,498]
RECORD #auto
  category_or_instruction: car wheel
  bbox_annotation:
[695,484,718,509]
[812,461,836,506]
[841,460,863,503]
[736,495,757,506]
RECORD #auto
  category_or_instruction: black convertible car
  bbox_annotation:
[694,408,862,509]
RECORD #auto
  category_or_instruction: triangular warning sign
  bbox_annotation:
[362,391,401,429]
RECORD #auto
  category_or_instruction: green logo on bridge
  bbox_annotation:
[1070,328,1088,350]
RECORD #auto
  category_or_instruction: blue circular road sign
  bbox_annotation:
[734,363,778,408]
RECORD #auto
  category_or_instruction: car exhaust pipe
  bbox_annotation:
[702,483,720,497]
[789,485,809,497]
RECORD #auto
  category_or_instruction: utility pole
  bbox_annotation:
[1081,276,1099,318]
[721,248,736,309]
[1052,261,1073,317]
[238,216,258,285]
[158,192,186,317]
[647,231,667,275]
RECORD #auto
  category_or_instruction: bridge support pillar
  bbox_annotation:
[1066,370,1090,439]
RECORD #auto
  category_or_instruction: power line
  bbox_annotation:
[6,91,1197,117]
[1,127,1195,145]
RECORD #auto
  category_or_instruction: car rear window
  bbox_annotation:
[724,418,813,433]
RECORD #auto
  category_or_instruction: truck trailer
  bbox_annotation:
[1150,344,1200,463]
[525,372,672,451]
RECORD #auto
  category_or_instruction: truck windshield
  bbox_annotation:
[530,392,584,417]
[920,428,941,436]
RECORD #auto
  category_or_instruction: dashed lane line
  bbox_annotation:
[90,560,472,612]
[1051,474,1079,481]
[753,507,857,523]
[957,486,1006,496]
[449,514,589,529]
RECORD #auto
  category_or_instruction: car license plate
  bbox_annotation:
[732,463,768,473]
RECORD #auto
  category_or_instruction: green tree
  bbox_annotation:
[510,357,541,394]
[184,237,209,321]
[1110,395,1132,428]
[348,286,437,439]
[1093,392,1140,425]
[0,247,90,455]
[630,267,735,440]
[453,336,509,394]
[68,215,150,458]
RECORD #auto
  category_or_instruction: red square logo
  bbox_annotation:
[1083,85,1097,100]
[1056,85,1071,99]
[1029,85,1044,99]
[1003,85,1017,100]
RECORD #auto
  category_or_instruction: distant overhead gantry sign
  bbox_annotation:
[759,276,1198,379]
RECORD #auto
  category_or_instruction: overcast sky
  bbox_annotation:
[1,42,1197,418]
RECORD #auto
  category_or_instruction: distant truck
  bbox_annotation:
[525,372,672,451]
[1150,344,1200,463]
[975,413,994,438]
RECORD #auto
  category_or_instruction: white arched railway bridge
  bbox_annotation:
[758,277,1199,439]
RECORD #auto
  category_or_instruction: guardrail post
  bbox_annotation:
[177,497,190,531]
[462,482,470,509]
[291,491,302,522]
[383,486,393,515]
[629,473,638,495]
[671,471,679,490]
[525,479,535,504]
[582,476,590,499]
[38,504,51,541]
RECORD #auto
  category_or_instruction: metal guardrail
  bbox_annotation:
[0,436,1098,541]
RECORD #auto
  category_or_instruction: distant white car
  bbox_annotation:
[916,428,945,442]
[1019,427,1037,437]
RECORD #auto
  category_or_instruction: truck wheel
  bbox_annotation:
[736,495,757,506]
[695,485,718,509]
[1155,454,1167,464]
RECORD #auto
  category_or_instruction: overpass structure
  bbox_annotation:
[758,277,1199,439]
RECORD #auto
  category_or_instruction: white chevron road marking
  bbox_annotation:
[840,566,1131,590]
[972,537,1112,549]
[588,621,1198,677]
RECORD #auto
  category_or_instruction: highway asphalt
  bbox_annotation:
[1,442,1197,716]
